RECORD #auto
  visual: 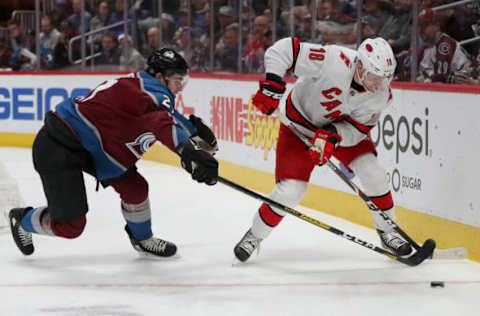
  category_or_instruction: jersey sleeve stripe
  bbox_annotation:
[287,37,301,73]
[285,91,317,132]
[138,72,159,106]
[344,116,375,134]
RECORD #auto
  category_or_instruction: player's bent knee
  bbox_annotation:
[51,216,87,239]
[111,173,149,204]
[270,179,308,207]
[350,154,389,195]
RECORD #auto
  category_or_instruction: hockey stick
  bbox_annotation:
[325,159,466,259]
[218,176,433,266]
[274,110,466,260]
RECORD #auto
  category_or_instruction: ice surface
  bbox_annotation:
[1,147,479,316]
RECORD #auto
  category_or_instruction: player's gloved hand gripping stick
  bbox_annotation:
[189,114,219,155]
[273,109,466,260]
[177,115,220,186]
[252,73,286,115]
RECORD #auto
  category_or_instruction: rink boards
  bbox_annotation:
[0,72,479,261]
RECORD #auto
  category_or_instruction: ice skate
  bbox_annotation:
[9,207,34,255]
[234,229,262,262]
[377,229,412,256]
[124,225,177,258]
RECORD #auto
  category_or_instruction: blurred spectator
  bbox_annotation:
[138,13,175,49]
[172,26,208,72]
[7,19,27,51]
[11,29,37,71]
[317,0,354,24]
[280,5,310,40]
[360,15,381,40]
[433,0,478,56]
[0,41,13,70]
[108,0,135,37]
[51,0,71,29]
[394,46,426,81]
[218,6,237,32]
[143,26,160,56]
[315,0,355,46]
[189,0,210,35]
[362,0,391,28]
[213,6,237,54]
[160,13,176,45]
[90,1,111,44]
[216,23,240,72]
[450,71,480,85]
[176,8,189,28]
[378,0,412,54]
[40,15,60,69]
[68,0,92,33]
[339,0,357,18]
[7,19,37,70]
[418,9,471,83]
[52,19,79,68]
[96,31,120,65]
[243,15,271,72]
[118,33,145,71]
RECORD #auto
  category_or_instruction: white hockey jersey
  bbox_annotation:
[265,37,392,147]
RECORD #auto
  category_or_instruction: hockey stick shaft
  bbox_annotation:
[273,110,423,250]
[325,160,421,250]
[218,176,430,266]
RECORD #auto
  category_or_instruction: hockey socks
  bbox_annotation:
[20,206,52,235]
[121,199,153,241]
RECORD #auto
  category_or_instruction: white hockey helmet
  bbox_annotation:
[357,37,396,79]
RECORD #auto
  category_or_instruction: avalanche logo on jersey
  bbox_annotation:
[126,132,156,158]
[438,42,451,55]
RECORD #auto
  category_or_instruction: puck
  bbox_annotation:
[430,281,445,288]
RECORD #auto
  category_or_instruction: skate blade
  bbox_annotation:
[136,251,181,261]
[431,247,468,260]
[232,256,247,267]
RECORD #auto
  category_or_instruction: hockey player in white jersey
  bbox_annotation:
[234,37,413,262]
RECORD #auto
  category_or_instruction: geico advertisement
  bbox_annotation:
[0,74,118,133]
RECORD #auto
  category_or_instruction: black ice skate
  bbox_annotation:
[9,207,34,255]
[377,229,413,256]
[234,229,263,262]
[124,225,177,258]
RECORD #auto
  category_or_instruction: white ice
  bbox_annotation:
[0,147,479,316]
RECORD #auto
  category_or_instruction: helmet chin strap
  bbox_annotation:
[354,65,367,88]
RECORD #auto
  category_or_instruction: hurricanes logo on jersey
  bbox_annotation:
[126,132,156,158]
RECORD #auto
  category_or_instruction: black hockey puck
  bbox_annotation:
[430,281,445,288]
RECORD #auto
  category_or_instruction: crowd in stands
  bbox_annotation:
[1,0,480,84]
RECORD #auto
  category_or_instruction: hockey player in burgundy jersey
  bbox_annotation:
[417,9,471,83]
[234,37,413,262]
[9,48,219,258]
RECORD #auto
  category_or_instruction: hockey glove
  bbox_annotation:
[252,73,286,115]
[189,114,219,155]
[177,141,218,185]
[308,126,342,166]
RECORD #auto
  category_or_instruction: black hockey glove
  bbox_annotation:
[177,141,218,185]
[189,114,218,155]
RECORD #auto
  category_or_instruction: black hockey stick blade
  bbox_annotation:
[401,239,436,266]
